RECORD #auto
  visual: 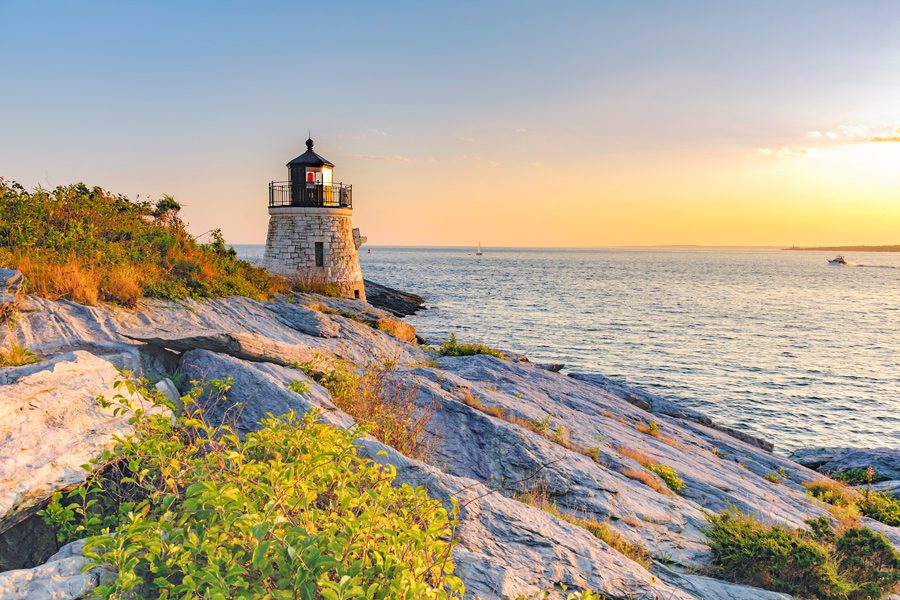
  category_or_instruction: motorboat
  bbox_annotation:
[827,255,847,266]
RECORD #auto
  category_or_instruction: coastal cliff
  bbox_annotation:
[1,284,897,599]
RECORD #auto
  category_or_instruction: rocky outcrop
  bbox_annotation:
[789,447,900,480]
[363,279,426,316]
[0,351,147,532]
[1,292,896,599]
[570,372,775,452]
[178,349,355,436]
[0,538,113,600]
[125,330,339,370]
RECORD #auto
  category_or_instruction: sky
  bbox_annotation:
[1,1,899,247]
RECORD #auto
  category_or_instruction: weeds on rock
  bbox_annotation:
[635,420,682,449]
[437,332,508,360]
[514,479,650,569]
[0,342,42,367]
[294,359,439,462]
[286,379,311,395]
[648,464,685,494]
[614,446,684,495]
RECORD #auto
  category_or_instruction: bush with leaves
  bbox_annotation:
[705,508,899,599]
[41,379,463,599]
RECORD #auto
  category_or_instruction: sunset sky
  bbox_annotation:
[2,1,899,247]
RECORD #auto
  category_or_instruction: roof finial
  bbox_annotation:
[306,131,313,151]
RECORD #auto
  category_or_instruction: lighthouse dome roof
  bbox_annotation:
[287,138,334,168]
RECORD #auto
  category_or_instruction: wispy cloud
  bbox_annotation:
[352,154,415,164]
[757,146,811,159]
[762,121,900,159]
[366,128,389,138]
[803,123,900,144]
[457,135,475,143]
[514,127,527,134]
[870,127,900,143]
[463,155,500,168]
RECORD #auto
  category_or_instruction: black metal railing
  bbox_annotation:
[268,181,353,208]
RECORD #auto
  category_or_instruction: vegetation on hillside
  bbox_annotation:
[41,379,463,599]
[0,180,279,306]
[705,508,899,599]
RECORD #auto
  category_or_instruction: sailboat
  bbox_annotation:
[475,242,483,256]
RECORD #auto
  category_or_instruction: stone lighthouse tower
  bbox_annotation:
[264,138,366,301]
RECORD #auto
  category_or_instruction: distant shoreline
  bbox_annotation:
[785,245,900,252]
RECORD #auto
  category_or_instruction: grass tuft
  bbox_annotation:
[0,343,43,367]
[293,360,438,461]
[515,481,650,568]
[437,332,507,360]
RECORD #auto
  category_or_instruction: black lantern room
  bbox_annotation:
[268,138,352,209]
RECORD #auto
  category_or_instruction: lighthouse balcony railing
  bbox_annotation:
[268,181,353,208]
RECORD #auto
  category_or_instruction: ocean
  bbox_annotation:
[234,245,900,454]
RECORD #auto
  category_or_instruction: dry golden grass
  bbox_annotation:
[102,265,144,307]
[620,516,642,529]
[16,258,101,305]
[514,480,650,568]
[635,420,683,449]
[619,466,670,495]
[0,343,42,367]
[460,389,507,419]
[296,361,438,462]
[375,317,417,343]
[616,446,656,467]
[307,302,331,313]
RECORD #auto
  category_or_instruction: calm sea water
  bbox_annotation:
[234,245,900,454]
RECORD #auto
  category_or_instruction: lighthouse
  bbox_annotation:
[264,138,366,301]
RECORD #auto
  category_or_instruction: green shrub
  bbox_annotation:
[806,479,900,527]
[859,491,900,527]
[0,181,280,306]
[765,472,782,484]
[437,333,507,360]
[648,464,685,494]
[705,508,899,599]
[286,378,311,395]
[41,380,463,598]
[832,468,887,486]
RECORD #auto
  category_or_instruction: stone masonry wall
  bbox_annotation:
[264,207,366,301]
